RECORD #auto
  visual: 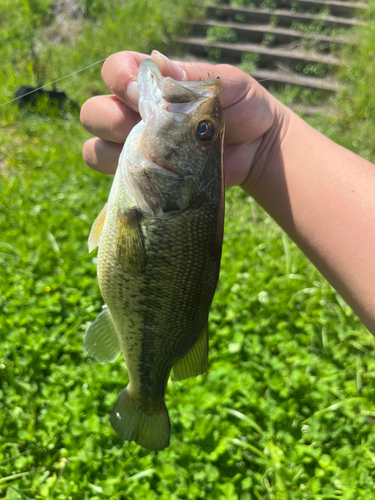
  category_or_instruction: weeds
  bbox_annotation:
[261,0,276,10]
[261,32,276,47]
[239,52,260,72]
[230,0,256,7]
[273,85,333,106]
[234,13,247,22]
[206,26,238,43]
[293,61,329,78]
[208,47,222,61]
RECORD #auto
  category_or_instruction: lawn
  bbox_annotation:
[1,1,375,499]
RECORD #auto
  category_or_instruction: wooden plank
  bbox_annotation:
[170,52,342,92]
[249,68,342,91]
[189,20,350,48]
[176,36,341,67]
[206,4,364,29]
[217,0,368,18]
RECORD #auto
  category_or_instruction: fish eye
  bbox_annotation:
[196,120,215,142]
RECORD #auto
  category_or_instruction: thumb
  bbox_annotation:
[151,51,276,145]
[151,50,253,109]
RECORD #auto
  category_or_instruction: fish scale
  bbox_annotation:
[85,59,224,451]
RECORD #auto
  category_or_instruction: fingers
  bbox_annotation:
[100,50,187,110]
[80,95,140,144]
[151,51,254,110]
[100,50,276,132]
[82,50,280,180]
[101,50,262,110]
[150,52,276,145]
[101,51,149,111]
[150,51,187,80]
[82,138,123,174]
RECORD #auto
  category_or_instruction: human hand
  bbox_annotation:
[80,50,290,192]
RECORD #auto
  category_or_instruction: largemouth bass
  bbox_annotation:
[85,59,225,451]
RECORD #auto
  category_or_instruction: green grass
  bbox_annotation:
[0,0,197,111]
[239,53,260,73]
[2,0,375,499]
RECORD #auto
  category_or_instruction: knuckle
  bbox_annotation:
[80,97,96,126]
[108,108,124,143]
[82,140,96,166]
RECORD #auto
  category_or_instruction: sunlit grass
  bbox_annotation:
[1,0,375,499]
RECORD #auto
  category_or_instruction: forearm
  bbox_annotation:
[245,106,375,334]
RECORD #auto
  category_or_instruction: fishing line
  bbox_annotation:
[0,55,276,110]
[0,57,107,108]
[221,77,274,84]
[0,53,280,113]
[220,76,278,88]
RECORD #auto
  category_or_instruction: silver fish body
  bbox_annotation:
[85,59,224,451]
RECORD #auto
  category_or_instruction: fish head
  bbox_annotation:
[120,59,224,218]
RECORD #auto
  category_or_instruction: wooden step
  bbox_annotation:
[206,4,364,29]
[176,36,340,69]
[189,20,350,50]
[278,0,367,18]
[171,52,342,92]
[217,0,368,18]
[249,68,341,91]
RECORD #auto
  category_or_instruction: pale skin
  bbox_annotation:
[81,50,375,335]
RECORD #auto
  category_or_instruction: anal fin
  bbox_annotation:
[173,325,208,381]
[84,307,121,363]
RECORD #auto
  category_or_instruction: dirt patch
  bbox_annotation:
[37,0,87,47]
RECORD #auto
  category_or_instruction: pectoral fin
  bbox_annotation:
[173,325,208,381]
[88,203,108,252]
[116,208,147,275]
[84,307,121,363]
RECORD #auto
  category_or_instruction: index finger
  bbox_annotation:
[100,51,196,109]
[101,51,149,111]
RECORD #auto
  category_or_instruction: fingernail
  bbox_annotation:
[151,50,186,80]
[126,81,139,106]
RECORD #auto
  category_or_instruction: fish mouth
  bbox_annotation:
[148,161,185,179]
[150,158,183,177]
[137,60,163,123]
[138,61,183,177]
[138,59,194,118]
[138,59,221,120]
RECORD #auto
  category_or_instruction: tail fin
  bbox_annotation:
[110,386,170,451]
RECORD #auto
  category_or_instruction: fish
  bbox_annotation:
[85,59,225,451]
